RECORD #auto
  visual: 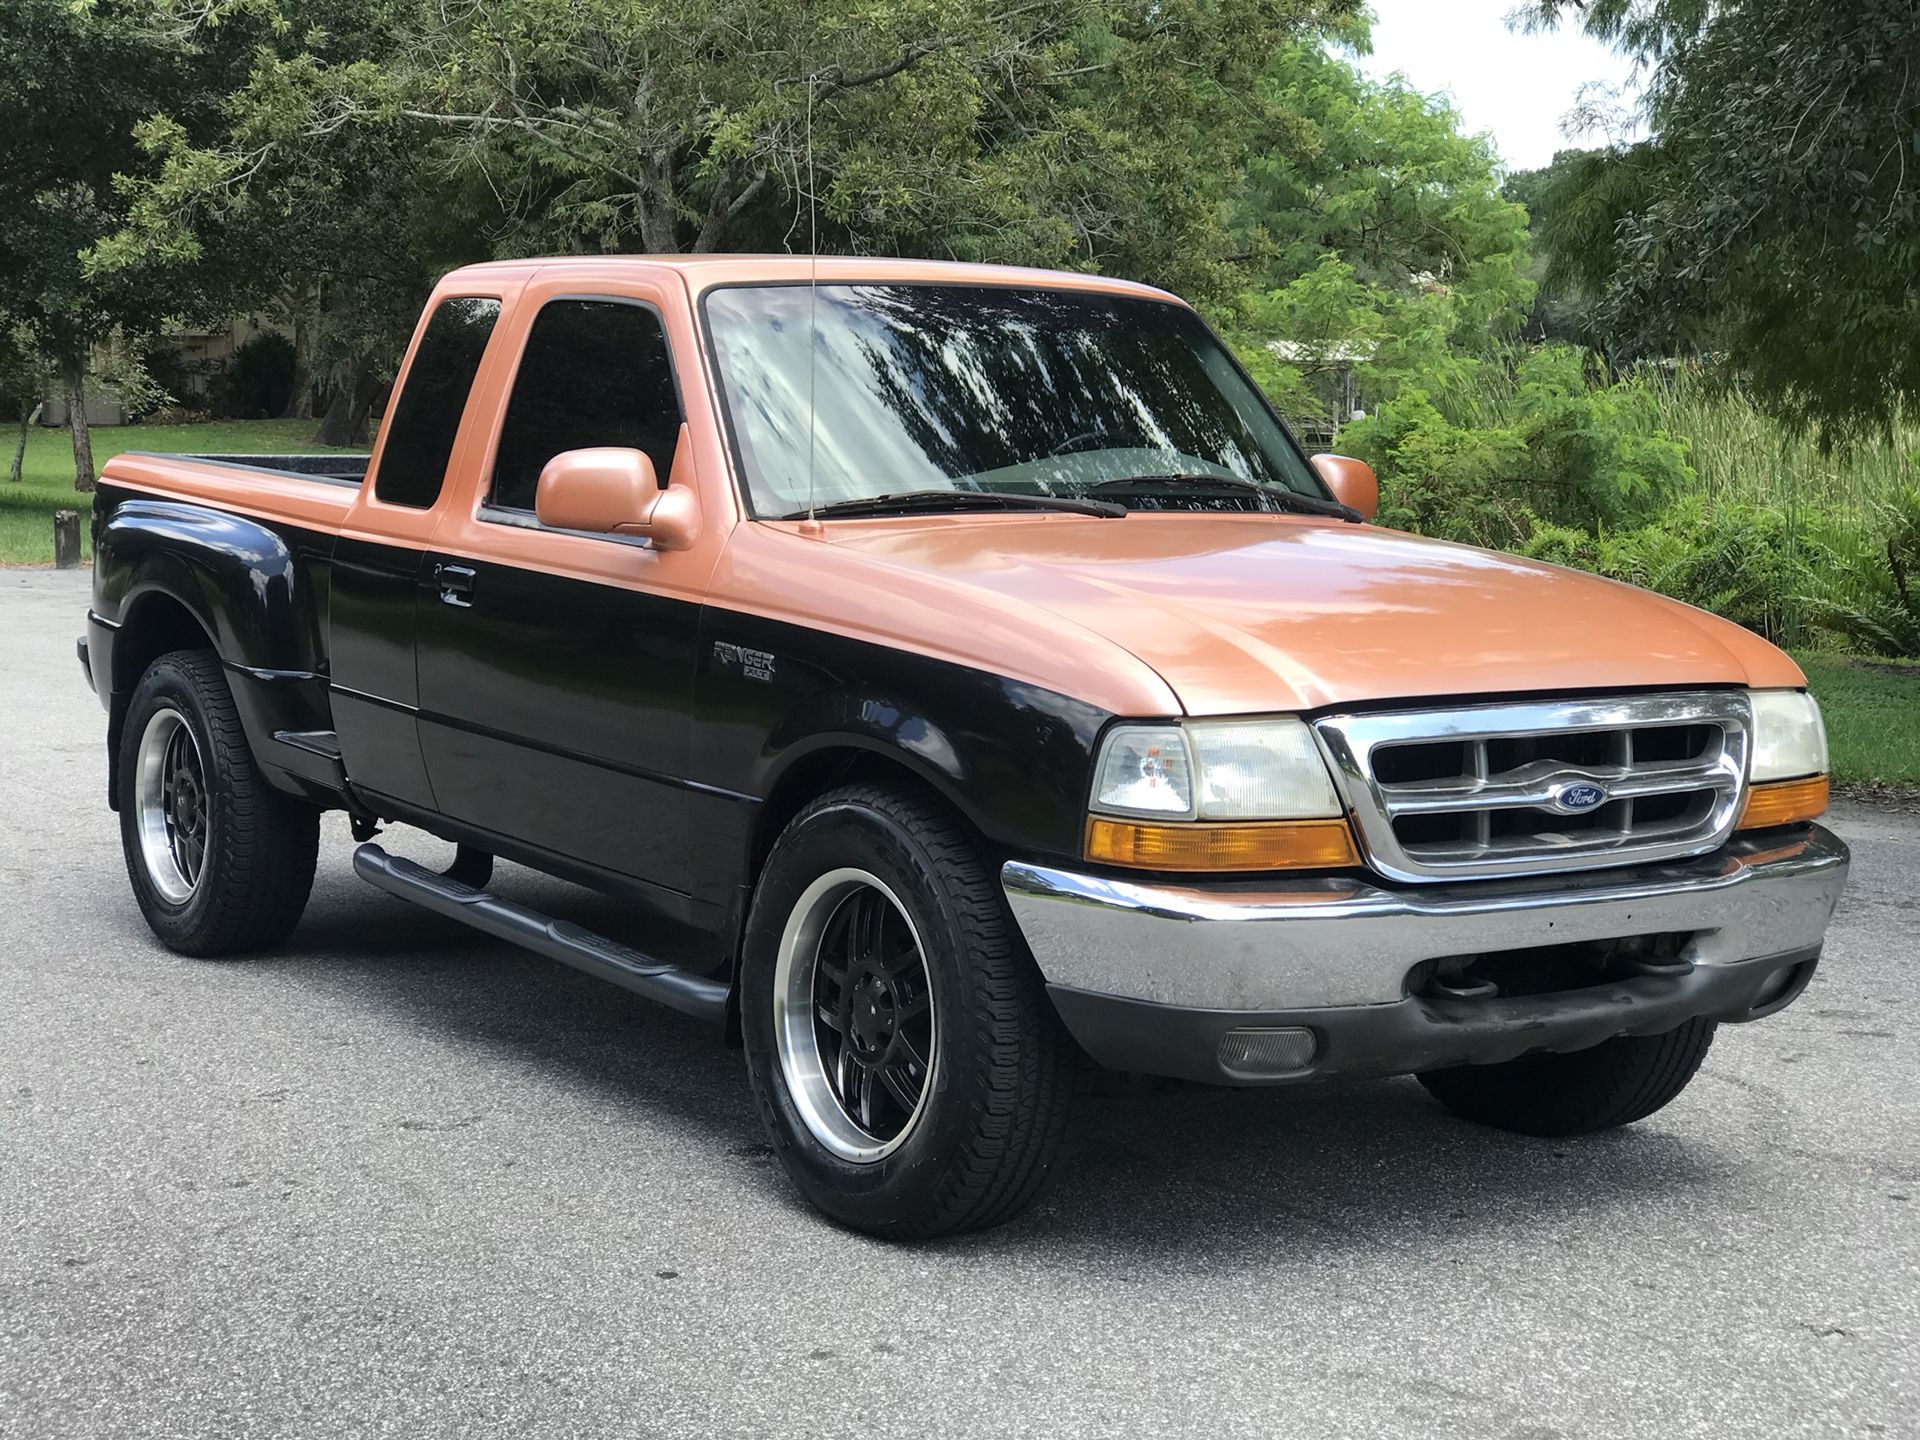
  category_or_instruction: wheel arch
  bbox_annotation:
[725,739,988,1048]
[95,501,334,810]
[750,738,987,890]
[104,587,220,812]
[96,499,325,677]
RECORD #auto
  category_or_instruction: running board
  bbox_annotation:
[352,843,729,1022]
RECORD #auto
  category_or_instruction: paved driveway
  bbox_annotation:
[3,569,1916,1439]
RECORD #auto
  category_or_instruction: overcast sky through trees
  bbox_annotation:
[1357,0,1642,170]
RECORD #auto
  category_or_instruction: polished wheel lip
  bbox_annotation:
[134,707,206,906]
[773,867,938,1164]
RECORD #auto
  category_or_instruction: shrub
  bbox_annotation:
[1804,486,1920,656]
[224,332,297,419]
[1339,344,1694,551]
[1520,497,1819,645]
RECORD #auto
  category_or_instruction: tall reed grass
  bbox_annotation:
[1637,367,1917,524]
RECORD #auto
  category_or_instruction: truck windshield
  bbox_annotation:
[702,283,1327,519]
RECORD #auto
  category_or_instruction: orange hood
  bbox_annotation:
[786,513,1804,715]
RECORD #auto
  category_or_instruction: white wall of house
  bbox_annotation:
[38,388,125,428]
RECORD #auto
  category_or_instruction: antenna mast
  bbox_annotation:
[803,33,820,529]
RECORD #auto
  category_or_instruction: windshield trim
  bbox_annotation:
[695,277,1334,522]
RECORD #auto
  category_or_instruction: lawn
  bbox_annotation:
[0,419,359,566]
[1793,652,1920,799]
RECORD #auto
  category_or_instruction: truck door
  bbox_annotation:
[413,292,708,902]
[330,295,502,811]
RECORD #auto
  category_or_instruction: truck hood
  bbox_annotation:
[817,514,1804,714]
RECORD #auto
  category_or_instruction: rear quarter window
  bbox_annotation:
[373,296,502,509]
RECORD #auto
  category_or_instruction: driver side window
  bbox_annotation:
[488,298,682,514]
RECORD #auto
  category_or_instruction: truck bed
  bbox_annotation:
[98,451,369,535]
[169,452,372,485]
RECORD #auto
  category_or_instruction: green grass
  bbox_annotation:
[1794,651,1920,795]
[0,419,359,566]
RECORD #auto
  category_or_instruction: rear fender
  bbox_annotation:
[96,500,325,677]
[94,499,337,806]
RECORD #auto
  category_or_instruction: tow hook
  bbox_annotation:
[1426,972,1499,1001]
[1622,954,1696,980]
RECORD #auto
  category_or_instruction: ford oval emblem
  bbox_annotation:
[1554,781,1610,813]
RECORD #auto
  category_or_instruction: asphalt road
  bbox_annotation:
[3,567,1916,1440]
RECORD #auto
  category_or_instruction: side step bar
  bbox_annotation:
[352,843,729,1023]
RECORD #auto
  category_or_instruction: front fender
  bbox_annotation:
[752,666,1109,862]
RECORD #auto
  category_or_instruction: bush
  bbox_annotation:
[224,332,297,419]
[1520,497,1819,645]
[136,345,211,419]
[1339,344,1694,551]
[1804,486,1920,656]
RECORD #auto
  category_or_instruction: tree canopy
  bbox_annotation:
[117,0,1364,302]
[1520,0,1920,441]
[1220,41,1533,426]
[0,0,259,481]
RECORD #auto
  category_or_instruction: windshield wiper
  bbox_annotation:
[1085,472,1361,522]
[780,489,1124,521]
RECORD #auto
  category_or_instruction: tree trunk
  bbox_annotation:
[280,310,314,420]
[64,361,95,493]
[9,407,28,484]
[312,358,377,447]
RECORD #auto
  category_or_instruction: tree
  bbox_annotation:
[1217,38,1534,426]
[1519,0,1920,441]
[0,320,49,484]
[1502,150,1609,352]
[97,0,493,448]
[126,0,1360,312]
[0,0,255,487]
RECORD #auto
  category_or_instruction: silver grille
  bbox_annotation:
[1314,692,1752,883]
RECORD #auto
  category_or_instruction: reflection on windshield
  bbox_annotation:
[702,284,1324,516]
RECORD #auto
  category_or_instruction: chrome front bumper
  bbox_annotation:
[1002,825,1850,1083]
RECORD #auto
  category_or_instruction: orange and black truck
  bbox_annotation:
[80,257,1848,1236]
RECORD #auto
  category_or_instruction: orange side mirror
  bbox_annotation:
[1309,453,1378,522]
[535,446,701,551]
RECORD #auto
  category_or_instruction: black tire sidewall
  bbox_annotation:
[740,794,1004,1232]
[118,656,228,944]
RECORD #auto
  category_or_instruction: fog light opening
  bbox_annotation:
[1217,1026,1318,1079]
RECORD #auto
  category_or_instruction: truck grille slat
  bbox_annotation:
[1314,693,1752,882]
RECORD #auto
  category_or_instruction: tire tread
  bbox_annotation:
[120,650,319,956]
[748,781,1076,1239]
[1417,1018,1717,1137]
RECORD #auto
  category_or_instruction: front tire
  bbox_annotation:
[118,650,320,956]
[740,783,1075,1239]
[1416,1019,1717,1136]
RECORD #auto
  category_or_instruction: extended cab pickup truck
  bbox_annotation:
[82,257,1849,1237]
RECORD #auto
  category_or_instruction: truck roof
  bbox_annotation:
[440,254,1186,305]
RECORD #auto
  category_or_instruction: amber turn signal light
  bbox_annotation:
[1085,817,1362,872]
[1736,775,1829,831]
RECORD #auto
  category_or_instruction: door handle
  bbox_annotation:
[435,563,477,607]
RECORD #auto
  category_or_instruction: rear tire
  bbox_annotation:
[740,782,1076,1239]
[1416,1019,1717,1136]
[118,650,320,956]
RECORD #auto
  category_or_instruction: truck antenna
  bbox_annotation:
[804,57,820,530]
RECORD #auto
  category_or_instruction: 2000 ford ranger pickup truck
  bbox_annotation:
[81,256,1849,1237]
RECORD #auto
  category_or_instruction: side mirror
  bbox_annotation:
[1309,453,1378,522]
[535,446,701,551]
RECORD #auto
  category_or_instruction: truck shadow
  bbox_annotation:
[264,841,1728,1267]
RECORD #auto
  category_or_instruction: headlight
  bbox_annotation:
[1092,718,1342,820]
[1090,725,1195,817]
[1748,690,1828,782]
